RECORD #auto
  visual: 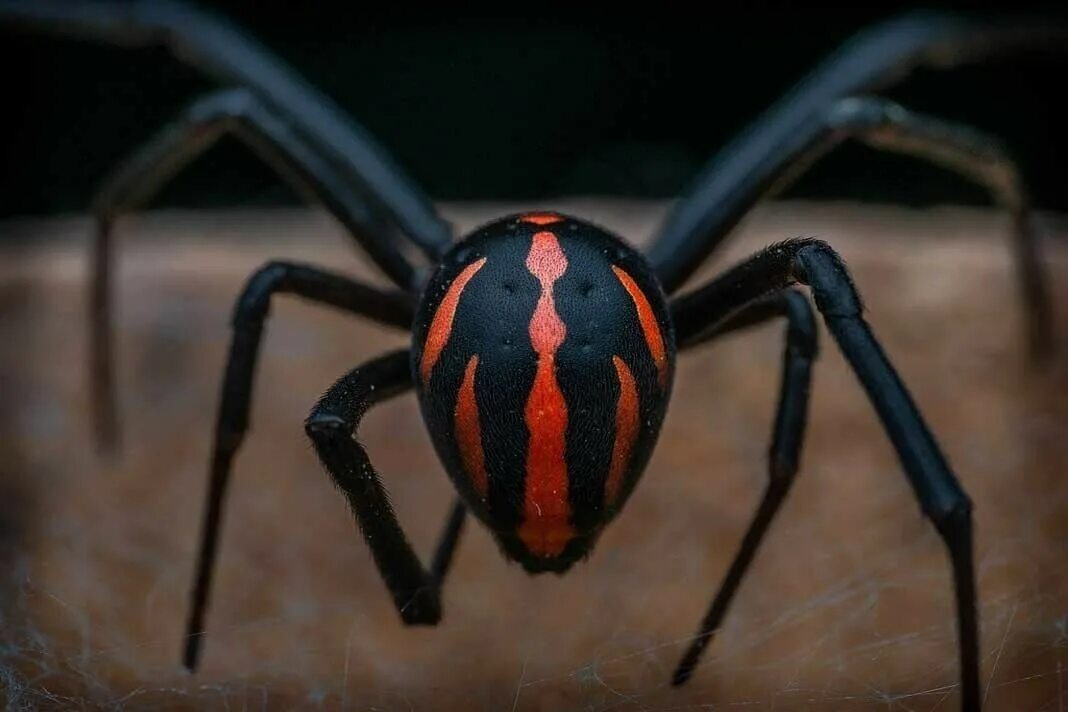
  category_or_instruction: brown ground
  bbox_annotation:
[0,201,1066,711]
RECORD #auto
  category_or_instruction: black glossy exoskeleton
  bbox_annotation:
[413,214,675,573]
[5,4,1065,710]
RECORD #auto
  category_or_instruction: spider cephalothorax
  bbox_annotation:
[413,213,675,571]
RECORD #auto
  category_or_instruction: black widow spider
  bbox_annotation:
[4,3,1066,710]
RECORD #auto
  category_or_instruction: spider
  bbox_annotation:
[4,3,1066,710]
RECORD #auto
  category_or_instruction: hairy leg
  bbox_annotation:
[671,240,979,709]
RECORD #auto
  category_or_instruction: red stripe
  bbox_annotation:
[518,231,575,557]
[520,212,564,226]
[611,265,668,388]
[454,355,488,498]
[605,355,639,504]
[420,258,486,386]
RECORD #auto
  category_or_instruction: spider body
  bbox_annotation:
[413,212,675,572]
[5,3,1065,709]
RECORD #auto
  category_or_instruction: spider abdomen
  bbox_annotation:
[413,213,675,571]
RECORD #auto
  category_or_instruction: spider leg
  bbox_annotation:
[651,93,1052,359]
[89,87,418,453]
[94,88,417,288]
[795,97,1051,358]
[820,98,1050,358]
[670,240,979,710]
[672,289,817,686]
[184,264,433,670]
[431,498,468,582]
[648,11,1067,294]
[0,0,452,259]
[302,351,461,629]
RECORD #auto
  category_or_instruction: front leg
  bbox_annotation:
[672,240,979,710]
[671,289,818,685]
[183,264,420,670]
[305,351,454,625]
[89,88,418,453]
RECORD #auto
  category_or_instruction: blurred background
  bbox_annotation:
[1,1,1066,220]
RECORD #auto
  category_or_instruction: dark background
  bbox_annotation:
[1,2,1066,219]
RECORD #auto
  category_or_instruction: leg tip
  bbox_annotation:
[182,636,202,672]
[671,632,716,688]
[671,664,694,687]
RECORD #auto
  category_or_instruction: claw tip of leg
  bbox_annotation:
[182,639,201,672]
[671,667,692,687]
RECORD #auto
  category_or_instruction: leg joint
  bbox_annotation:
[233,260,298,326]
[928,496,973,536]
[304,412,353,440]
[185,88,259,124]
[779,289,819,358]
[824,96,899,133]
[792,242,864,319]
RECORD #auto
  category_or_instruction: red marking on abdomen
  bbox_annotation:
[520,212,564,226]
[605,355,639,504]
[455,355,488,498]
[519,231,575,557]
[420,258,486,386]
[611,265,669,387]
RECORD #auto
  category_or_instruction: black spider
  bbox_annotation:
[3,4,1064,710]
